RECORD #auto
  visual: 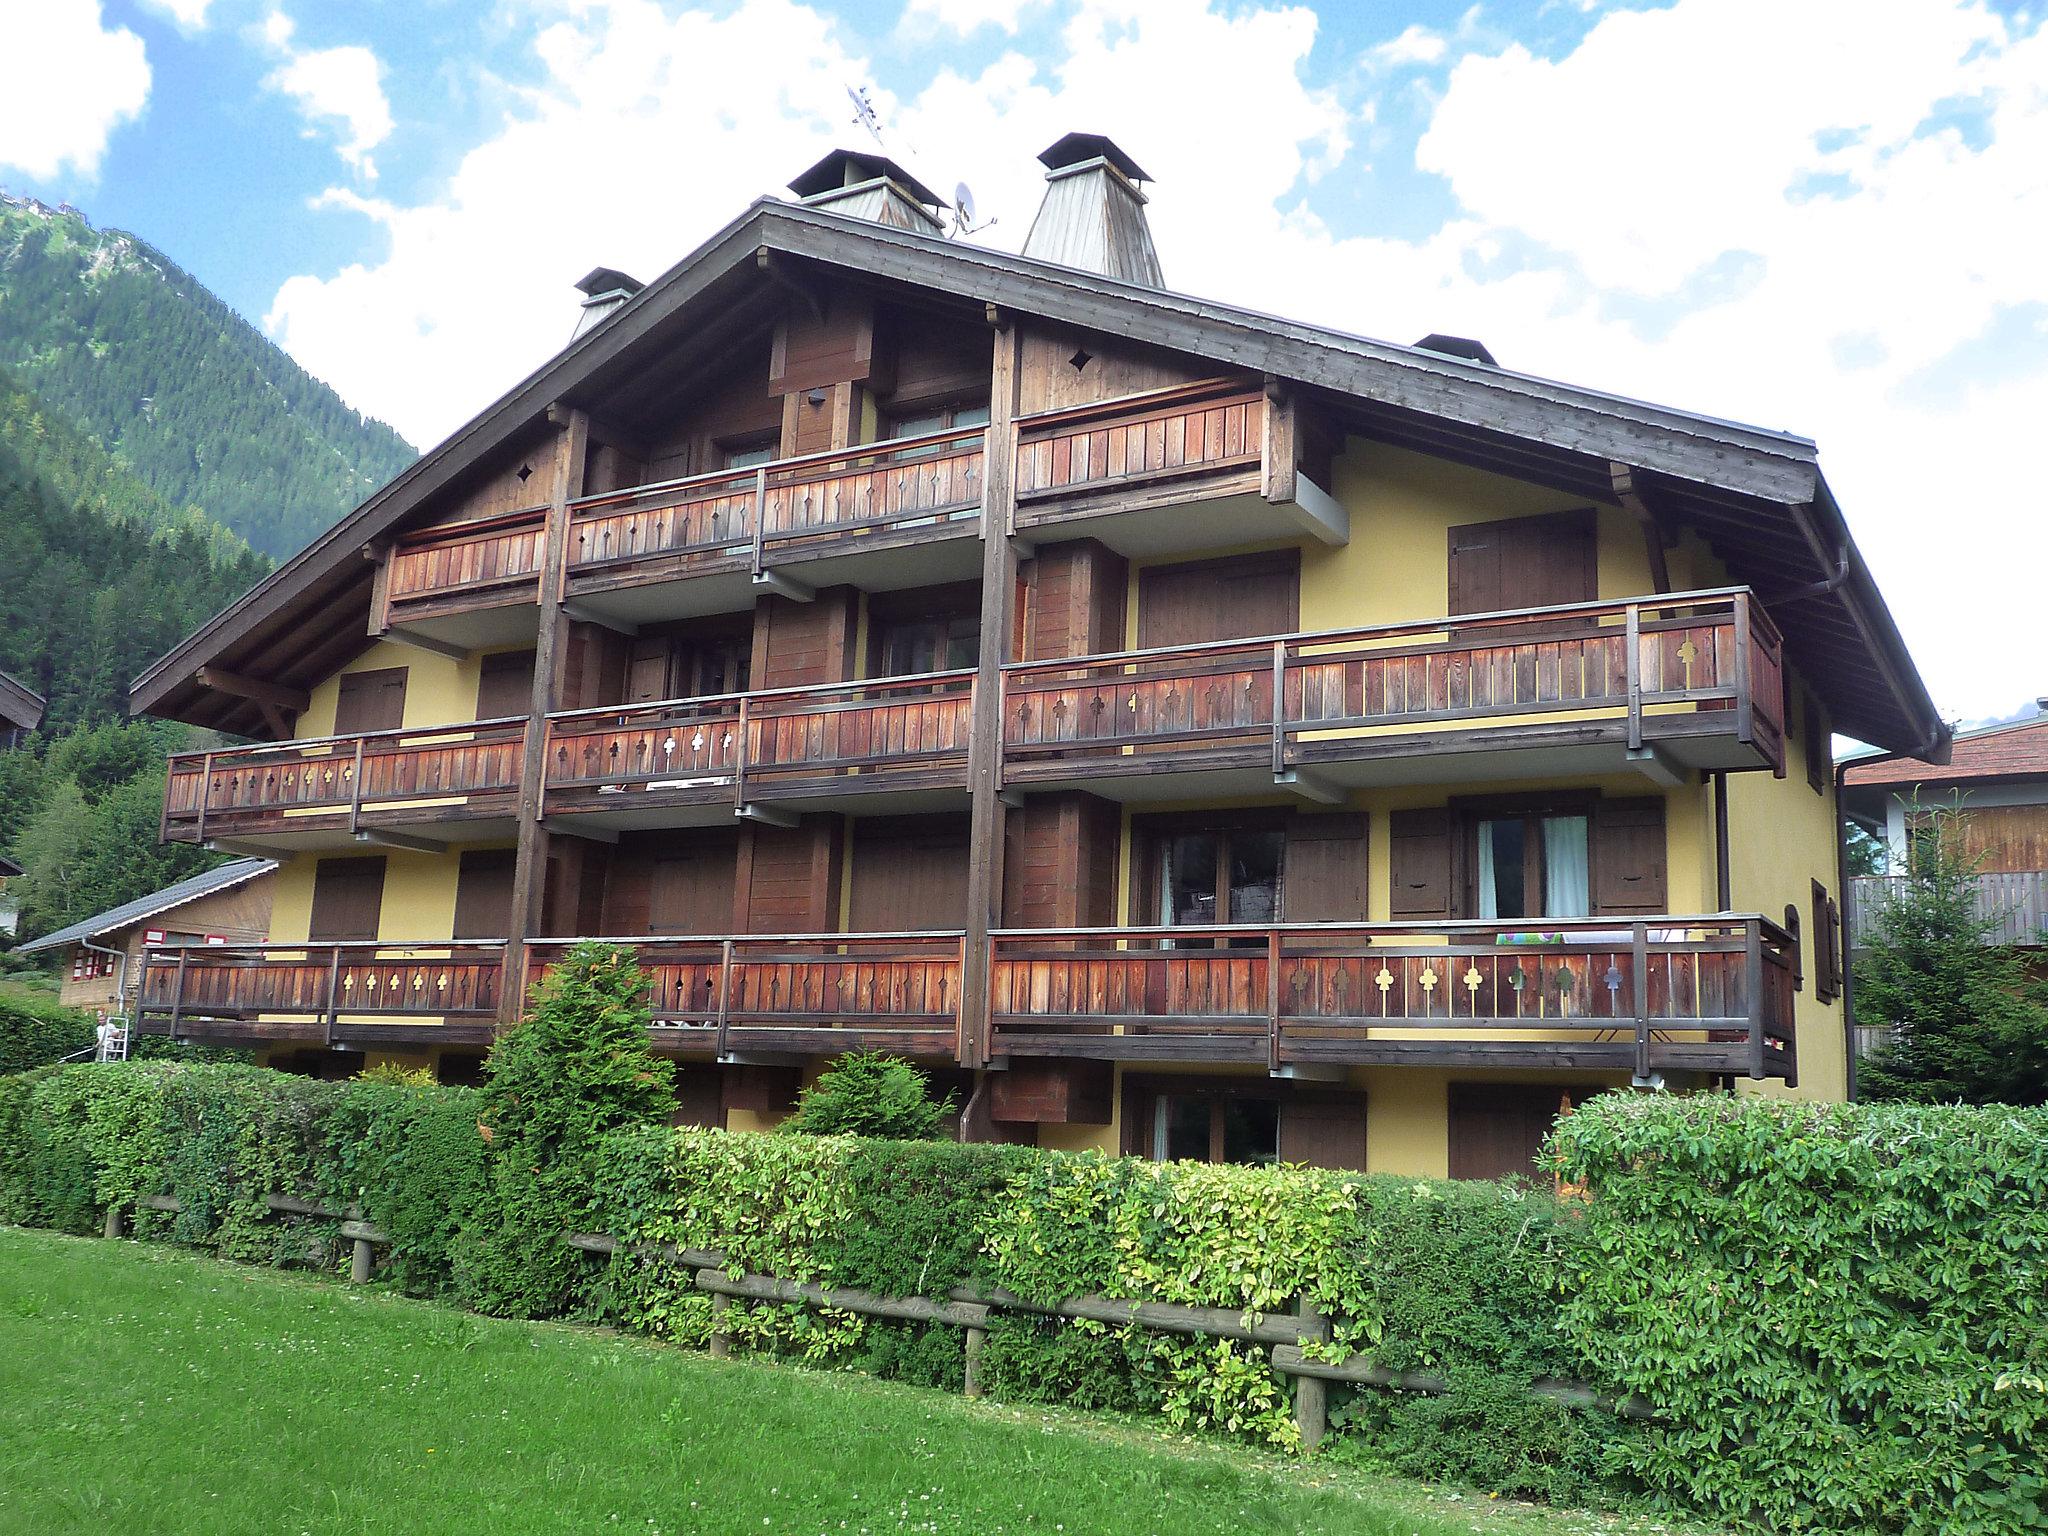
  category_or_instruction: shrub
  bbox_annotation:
[0,992,95,1074]
[1553,1093,2048,1535]
[458,942,674,1317]
[780,1052,954,1140]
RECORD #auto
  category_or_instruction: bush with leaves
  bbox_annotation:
[0,992,96,1074]
[779,1051,954,1140]
[1553,1092,2048,1534]
[1858,802,2048,1105]
[457,942,674,1317]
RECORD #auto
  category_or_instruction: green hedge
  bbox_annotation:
[0,992,96,1075]
[5,1059,2044,1533]
[1554,1094,2048,1535]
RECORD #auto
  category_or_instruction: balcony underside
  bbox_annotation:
[1014,478,1344,559]
[545,777,968,832]
[1005,712,1773,803]
[382,593,542,653]
[171,801,521,853]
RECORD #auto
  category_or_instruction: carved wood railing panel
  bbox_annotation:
[136,943,506,1031]
[386,508,550,611]
[1014,381,1264,503]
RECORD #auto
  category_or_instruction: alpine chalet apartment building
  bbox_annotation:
[128,138,1946,1177]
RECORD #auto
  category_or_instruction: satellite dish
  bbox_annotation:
[954,182,977,226]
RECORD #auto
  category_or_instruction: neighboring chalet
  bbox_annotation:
[122,137,1946,1178]
[14,858,275,1018]
[1842,708,2048,950]
[0,669,42,751]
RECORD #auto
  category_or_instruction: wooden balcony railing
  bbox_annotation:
[384,507,550,620]
[161,719,528,844]
[1014,380,1265,521]
[990,916,1797,1081]
[134,942,505,1047]
[1850,870,2048,948]
[542,670,974,816]
[527,933,968,1058]
[1002,589,1786,785]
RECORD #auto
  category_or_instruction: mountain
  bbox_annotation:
[0,193,416,558]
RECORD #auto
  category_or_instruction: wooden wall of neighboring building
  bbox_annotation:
[59,873,276,1014]
[1914,800,2048,873]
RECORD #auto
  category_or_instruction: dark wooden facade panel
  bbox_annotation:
[753,588,859,690]
[308,856,386,942]
[452,849,516,940]
[737,820,842,934]
[1023,540,1128,661]
[334,668,407,735]
[849,815,971,933]
[1448,509,1596,616]
[1136,550,1299,649]
[1448,1082,1578,1183]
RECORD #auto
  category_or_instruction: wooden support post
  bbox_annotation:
[103,1206,125,1240]
[503,409,590,1022]
[194,751,214,845]
[1623,602,1643,751]
[708,1293,732,1359]
[1733,592,1757,752]
[1746,919,1767,1081]
[323,946,342,1047]
[1631,922,1652,1082]
[963,1313,989,1400]
[1712,770,1732,911]
[959,323,1023,1073]
[1292,1294,1331,1451]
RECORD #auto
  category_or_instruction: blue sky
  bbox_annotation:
[3,0,2047,729]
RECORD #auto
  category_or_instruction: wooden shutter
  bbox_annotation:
[1448,510,1596,616]
[307,856,386,942]
[1813,880,1842,1003]
[475,650,536,720]
[333,668,407,734]
[1283,813,1369,922]
[1784,903,1804,992]
[451,849,516,940]
[849,816,971,933]
[1591,798,1668,916]
[1137,550,1299,648]
[1448,1083,1574,1183]
[625,637,672,704]
[1279,1096,1366,1171]
[649,839,738,935]
[1803,693,1828,793]
[1389,809,1455,920]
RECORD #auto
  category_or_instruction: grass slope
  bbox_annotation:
[0,1230,1692,1536]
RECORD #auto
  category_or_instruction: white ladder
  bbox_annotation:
[95,1017,131,1063]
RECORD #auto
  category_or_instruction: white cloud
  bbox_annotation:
[141,0,214,30]
[0,0,150,182]
[898,0,1034,36]
[260,11,392,180]
[1369,23,1448,68]
[265,0,2048,724]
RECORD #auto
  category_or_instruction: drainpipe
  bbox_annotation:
[1835,759,1858,1103]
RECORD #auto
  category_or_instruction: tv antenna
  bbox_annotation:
[845,85,885,147]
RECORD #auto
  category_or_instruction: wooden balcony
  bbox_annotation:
[1850,870,2048,948]
[541,670,974,828]
[161,719,527,850]
[1011,379,1346,553]
[527,933,966,1060]
[1001,589,1785,801]
[133,942,505,1049]
[990,916,1798,1082]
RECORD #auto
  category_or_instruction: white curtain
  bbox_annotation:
[1543,816,1591,918]
[1477,822,1499,920]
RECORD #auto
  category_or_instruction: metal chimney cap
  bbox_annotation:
[575,267,644,300]
[1037,133,1151,183]
[789,148,943,209]
[1414,333,1498,367]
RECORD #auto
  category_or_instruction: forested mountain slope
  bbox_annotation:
[0,194,415,558]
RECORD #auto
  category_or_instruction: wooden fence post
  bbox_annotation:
[1293,1293,1331,1451]
[102,1206,125,1240]
[960,1301,990,1400]
[708,1293,732,1359]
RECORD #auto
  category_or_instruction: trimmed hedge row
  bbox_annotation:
[0,991,96,1075]
[3,1054,2044,1533]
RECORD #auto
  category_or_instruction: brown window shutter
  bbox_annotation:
[625,637,672,704]
[1811,879,1839,1003]
[1278,1096,1366,1171]
[1448,509,1596,616]
[1827,893,1844,996]
[1803,693,1828,793]
[1282,813,1369,923]
[1448,1083,1577,1183]
[1591,798,1668,916]
[1136,550,1299,648]
[308,855,386,942]
[1389,809,1455,920]
[475,650,536,720]
[648,835,740,935]
[451,849,516,940]
[333,667,407,734]
[1784,903,1804,992]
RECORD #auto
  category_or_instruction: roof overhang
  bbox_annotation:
[0,669,45,733]
[127,199,1947,757]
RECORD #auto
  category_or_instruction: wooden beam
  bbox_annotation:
[1609,462,1672,594]
[540,817,618,845]
[560,601,638,636]
[959,322,1023,1075]
[553,402,652,465]
[195,666,311,714]
[756,248,824,324]
[735,802,798,829]
[353,828,447,854]
[383,626,470,662]
[256,701,292,739]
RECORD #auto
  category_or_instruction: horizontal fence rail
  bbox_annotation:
[1002,589,1786,784]
[134,942,506,1047]
[163,720,527,843]
[991,916,1796,1081]
[542,671,974,815]
[1014,380,1265,510]
[385,507,550,614]
[1850,870,2048,947]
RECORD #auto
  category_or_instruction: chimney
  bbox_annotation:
[788,149,946,235]
[1022,133,1163,287]
[572,267,644,341]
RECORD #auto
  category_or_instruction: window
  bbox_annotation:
[1123,1076,1365,1170]
[875,612,978,676]
[723,438,776,470]
[1157,826,1284,931]
[1150,1092,1279,1167]
[887,402,990,439]
[1473,811,1590,919]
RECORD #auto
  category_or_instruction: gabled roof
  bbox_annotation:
[14,858,275,954]
[1843,713,2048,792]
[0,855,22,879]
[126,196,1946,758]
[0,669,43,733]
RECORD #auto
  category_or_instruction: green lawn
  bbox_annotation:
[0,1228,1683,1536]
